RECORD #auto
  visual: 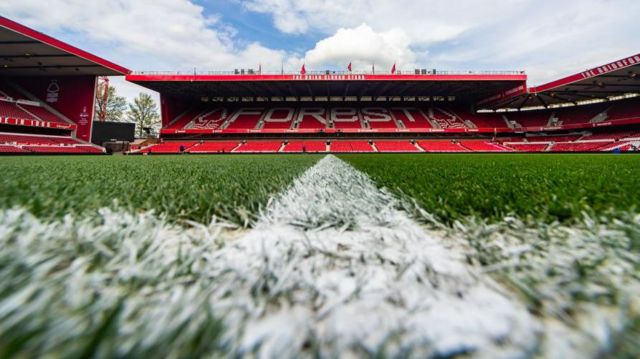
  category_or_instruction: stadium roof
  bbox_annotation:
[478,53,640,110]
[0,16,129,77]
[126,72,527,101]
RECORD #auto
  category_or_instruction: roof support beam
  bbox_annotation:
[0,64,102,70]
[0,54,75,59]
[491,94,525,110]
[0,40,40,45]
[536,95,549,108]
[516,95,532,110]
[544,93,577,105]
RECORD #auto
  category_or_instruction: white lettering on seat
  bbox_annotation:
[393,108,417,122]
[263,108,295,123]
[297,108,327,125]
[362,108,392,122]
[228,108,263,123]
[331,108,358,122]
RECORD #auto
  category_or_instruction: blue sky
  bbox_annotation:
[201,1,317,53]
[1,0,639,100]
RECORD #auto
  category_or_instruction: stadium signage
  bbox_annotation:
[0,116,76,130]
[292,75,367,81]
[580,55,640,79]
[185,107,442,130]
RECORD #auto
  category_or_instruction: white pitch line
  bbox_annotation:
[204,155,541,358]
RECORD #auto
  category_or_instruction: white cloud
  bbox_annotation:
[244,0,640,84]
[0,0,301,100]
[0,0,294,71]
[107,77,158,104]
[1,0,639,95]
[304,24,416,71]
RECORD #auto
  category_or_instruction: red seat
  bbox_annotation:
[329,141,374,152]
[188,142,240,153]
[0,144,28,153]
[417,140,468,152]
[374,141,419,152]
[549,142,613,152]
[143,142,197,153]
[459,141,511,152]
[282,141,326,153]
[234,141,283,152]
[18,104,66,123]
[0,100,32,119]
[392,109,432,129]
[505,143,549,152]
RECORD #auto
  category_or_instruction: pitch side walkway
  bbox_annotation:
[204,155,540,358]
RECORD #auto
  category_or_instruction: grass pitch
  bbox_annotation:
[0,153,638,357]
[0,155,320,226]
[343,153,640,224]
[344,153,640,357]
[3,153,636,226]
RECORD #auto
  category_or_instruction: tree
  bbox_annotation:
[95,85,128,122]
[128,93,160,138]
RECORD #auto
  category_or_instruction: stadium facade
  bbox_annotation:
[0,16,128,154]
[1,15,639,154]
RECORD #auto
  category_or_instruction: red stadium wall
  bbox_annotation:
[12,76,97,142]
[161,94,193,128]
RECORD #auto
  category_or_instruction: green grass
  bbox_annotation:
[342,154,640,224]
[0,155,320,225]
[0,153,638,357]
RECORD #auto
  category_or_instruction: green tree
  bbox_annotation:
[128,93,160,138]
[95,86,128,122]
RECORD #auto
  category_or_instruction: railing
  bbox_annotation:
[130,69,526,76]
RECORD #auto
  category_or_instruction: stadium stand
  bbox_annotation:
[505,111,552,128]
[549,141,613,152]
[134,128,640,154]
[524,135,583,142]
[0,18,132,155]
[122,50,640,154]
[160,100,640,136]
[18,104,66,124]
[417,140,468,152]
[428,108,469,129]
[0,99,68,125]
[0,133,78,145]
[234,141,283,152]
[458,140,511,152]
[188,141,239,153]
[296,109,328,130]
[458,110,505,129]
[579,131,633,141]
[141,142,196,154]
[0,144,28,153]
[363,109,400,130]
[505,143,550,152]
[330,141,375,152]
[261,109,295,130]
[606,100,640,122]
[332,113,363,130]
[23,145,102,154]
[0,132,103,154]
[225,110,262,130]
[282,141,327,153]
[0,100,32,119]
[392,108,433,129]
[554,103,609,126]
[374,140,420,152]
[173,110,207,130]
